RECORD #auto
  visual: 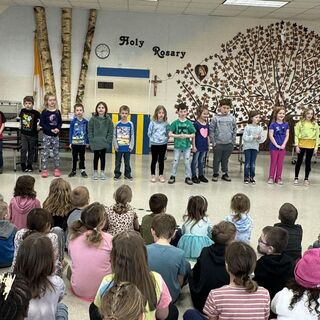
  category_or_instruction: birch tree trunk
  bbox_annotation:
[34,6,56,97]
[61,8,72,115]
[76,9,97,104]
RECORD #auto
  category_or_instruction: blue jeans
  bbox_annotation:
[191,151,206,177]
[56,303,68,320]
[244,149,258,179]
[114,151,131,178]
[171,148,191,178]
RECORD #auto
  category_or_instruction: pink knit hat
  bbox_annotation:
[295,248,320,288]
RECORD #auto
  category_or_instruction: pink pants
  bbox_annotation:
[269,149,286,182]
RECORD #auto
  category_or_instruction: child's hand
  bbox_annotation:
[192,146,197,153]
[255,135,261,140]
[69,144,72,149]
[86,144,89,148]
[280,144,286,150]
[296,146,300,154]
[314,148,318,155]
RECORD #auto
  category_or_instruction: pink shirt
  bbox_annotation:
[68,231,113,301]
[204,285,270,320]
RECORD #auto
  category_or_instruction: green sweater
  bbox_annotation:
[88,115,114,150]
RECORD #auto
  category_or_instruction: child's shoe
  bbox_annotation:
[100,171,106,180]
[124,175,133,181]
[221,174,231,182]
[192,176,200,184]
[159,175,166,183]
[68,170,76,177]
[199,175,208,183]
[150,175,156,183]
[54,169,61,177]
[250,178,256,185]
[212,174,219,182]
[304,179,309,186]
[244,178,249,184]
[27,165,33,172]
[185,177,193,185]
[267,178,274,184]
[21,164,27,172]
[113,175,121,180]
[277,179,283,185]
[0,168,3,174]
[81,170,88,178]
[293,178,299,186]
[93,171,98,180]
[41,169,49,178]
[168,176,175,184]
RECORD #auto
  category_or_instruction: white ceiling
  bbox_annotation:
[1,0,320,20]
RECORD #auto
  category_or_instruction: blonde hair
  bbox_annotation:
[152,105,167,122]
[0,201,8,219]
[301,107,316,123]
[43,92,56,109]
[113,185,133,214]
[43,178,73,217]
[101,282,145,320]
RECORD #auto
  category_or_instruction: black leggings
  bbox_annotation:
[93,149,106,171]
[150,144,167,175]
[295,147,314,179]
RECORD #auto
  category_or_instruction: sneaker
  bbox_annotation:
[221,174,231,182]
[212,174,219,182]
[168,176,175,184]
[159,175,166,183]
[293,178,299,186]
[54,169,61,177]
[199,175,208,183]
[68,171,76,177]
[93,171,98,180]
[244,178,250,184]
[125,175,133,181]
[185,177,193,185]
[277,179,283,185]
[113,175,121,180]
[81,171,88,178]
[250,178,256,185]
[41,169,48,178]
[100,172,106,180]
[21,164,26,172]
[27,165,33,172]
[267,178,274,184]
[192,176,200,184]
[304,179,310,186]
[150,175,157,183]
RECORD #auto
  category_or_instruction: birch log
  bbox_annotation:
[61,8,72,115]
[34,6,56,96]
[76,9,97,104]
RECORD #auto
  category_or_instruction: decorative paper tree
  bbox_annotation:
[171,21,320,128]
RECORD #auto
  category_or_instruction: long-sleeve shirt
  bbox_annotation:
[88,115,114,151]
[243,124,263,151]
[294,120,319,149]
[209,113,237,145]
[69,117,89,145]
[40,109,62,137]
[148,120,170,145]
[113,121,135,152]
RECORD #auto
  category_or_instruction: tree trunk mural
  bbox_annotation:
[34,6,56,97]
[61,8,72,115]
[76,9,97,104]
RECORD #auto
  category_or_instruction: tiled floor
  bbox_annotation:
[0,150,319,319]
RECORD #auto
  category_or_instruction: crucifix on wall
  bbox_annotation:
[151,75,162,96]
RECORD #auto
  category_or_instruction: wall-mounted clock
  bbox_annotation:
[95,43,110,59]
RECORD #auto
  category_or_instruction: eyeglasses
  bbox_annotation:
[258,237,269,246]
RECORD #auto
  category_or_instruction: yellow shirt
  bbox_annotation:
[294,120,319,149]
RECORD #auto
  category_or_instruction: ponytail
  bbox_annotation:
[234,274,258,293]
[86,228,103,247]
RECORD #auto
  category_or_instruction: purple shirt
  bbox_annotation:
[194,121,209,152]
[269,122,289,151]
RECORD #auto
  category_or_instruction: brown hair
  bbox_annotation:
[71,186,89,208]
[175,102,188,111]
[95,101,108,116]
[301,107,316,123]
[149,193,168,214]
[262,226,288,253]
[184,196,208,229]
[152,105,167,122]
[151,214,176,240]
[212,221,236,245]
[13,233,55,298]
[100,282,145,320]
[23,96,34,105]
[23,208,52,240]
[69,202,106,247]
[73,103,84,112]
[225,242,258,293]
[279,203,298,225]
[119,105,130,114]
[13,175,36,199]
[196,105,209,119]
[43,178,73,217]
[0,201,8,219]
[248,110,260,124]
[272,106,286,122]
[230,193,250,221]
[113,185,132,214]
[219,98,232,107]
[111,231,157,311]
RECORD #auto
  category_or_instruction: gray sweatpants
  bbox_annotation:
[213,143,233,175]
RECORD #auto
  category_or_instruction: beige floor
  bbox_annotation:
[0,150,319,319]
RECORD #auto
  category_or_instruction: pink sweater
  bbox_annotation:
[9,196,41,230]
[68,231,113,301]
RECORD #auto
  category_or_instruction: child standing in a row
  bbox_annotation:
[0,109,6,174]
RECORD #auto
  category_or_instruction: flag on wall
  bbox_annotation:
[33,34,44,110]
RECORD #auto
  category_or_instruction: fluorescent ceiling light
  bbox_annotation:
[223,0,288,8]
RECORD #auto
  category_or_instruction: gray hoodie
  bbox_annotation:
[209,113,237,145]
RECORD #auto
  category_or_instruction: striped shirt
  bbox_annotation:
[203,285,270,320]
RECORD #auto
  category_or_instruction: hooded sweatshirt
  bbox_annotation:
[9,196,41,230]
[0,220,16,267]
[225,213,253,243]
[88,115,114,151]
[189,243,229,312]
[254,253,295,300]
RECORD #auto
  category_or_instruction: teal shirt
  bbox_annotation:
[170,119,196,150]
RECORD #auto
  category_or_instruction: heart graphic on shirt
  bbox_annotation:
[200,128,208,138]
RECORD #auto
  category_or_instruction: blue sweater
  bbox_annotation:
[148,120,170,145]
[69,117,89,145]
